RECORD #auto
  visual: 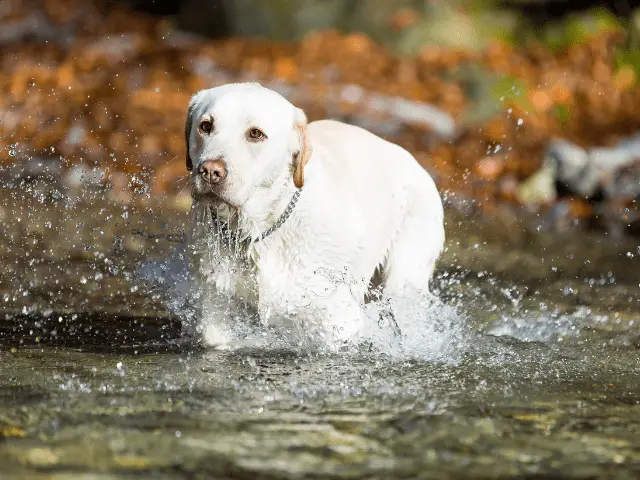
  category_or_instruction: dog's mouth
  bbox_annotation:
[190,174,221,198]
[190,175,239,209]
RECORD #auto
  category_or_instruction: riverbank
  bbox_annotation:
[1,0,640,235]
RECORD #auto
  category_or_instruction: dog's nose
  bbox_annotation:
[198,159,227,183]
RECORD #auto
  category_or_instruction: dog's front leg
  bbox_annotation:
[318,283,366,346]
[198,256,258,349]
[290,278,366,347]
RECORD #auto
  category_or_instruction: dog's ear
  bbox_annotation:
[184,97,197,172]
[292,108,312,189]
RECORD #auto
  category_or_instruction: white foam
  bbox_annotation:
[138,242,470,363]
[360,293,468,363]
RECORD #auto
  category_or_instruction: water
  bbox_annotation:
[1,186,639,479]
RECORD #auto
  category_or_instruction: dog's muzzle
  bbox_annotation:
[198,159,227,184]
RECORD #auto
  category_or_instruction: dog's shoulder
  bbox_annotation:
[308,119,373,140]
[308,119,415,167]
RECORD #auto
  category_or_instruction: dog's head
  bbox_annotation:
[185,83,311,207]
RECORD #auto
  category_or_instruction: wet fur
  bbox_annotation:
[184,83,445,348]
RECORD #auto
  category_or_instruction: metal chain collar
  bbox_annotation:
[209,188,302,246]
[256,188,301,242]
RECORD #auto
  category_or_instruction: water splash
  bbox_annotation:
[137,212,470,363]
[360,293,469,363]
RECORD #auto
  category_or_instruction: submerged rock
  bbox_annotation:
[522,134,640,205]
[516,164,557,206]
[545,139,594,196]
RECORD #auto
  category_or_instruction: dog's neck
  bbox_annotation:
[237,169,298,243]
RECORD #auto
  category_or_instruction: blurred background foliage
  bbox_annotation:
[116,0,640,74]
[153,0,640,59]
[2,0,640,233]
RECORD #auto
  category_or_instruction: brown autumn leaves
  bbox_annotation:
[1,0,639,230]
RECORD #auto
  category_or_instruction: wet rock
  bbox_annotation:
[342,92,457,139]
[516,164,557,206]
[543,134,640,200]
[538,198,593,232]
[545,139,594,196]
[382,96,456,139]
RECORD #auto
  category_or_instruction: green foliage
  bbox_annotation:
[490,76,532,110]
[615,47,640,71]
[538,7,624,52]
[225,1,633,62]
[450,67,533,127]
[478,9,521,45]
[226,0,346,40]
[552,103,572,127]
[346,0,421,42]
[393,3,522,55]
[612,48,640,87]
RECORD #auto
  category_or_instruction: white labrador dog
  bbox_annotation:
[186,82,444,348]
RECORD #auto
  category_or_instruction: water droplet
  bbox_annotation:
[80,277,87,284]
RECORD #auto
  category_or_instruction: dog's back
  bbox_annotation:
[306,119,444,296]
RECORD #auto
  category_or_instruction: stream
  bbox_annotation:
[1,184,639,479]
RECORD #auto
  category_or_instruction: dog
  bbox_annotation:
[185,82,444,348]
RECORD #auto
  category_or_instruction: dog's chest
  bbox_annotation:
[253,243,303,299]
[204,242,297,307]
[204,251,258,307]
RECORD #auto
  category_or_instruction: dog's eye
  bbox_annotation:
[199,120,213,134]
[248,128,266,140]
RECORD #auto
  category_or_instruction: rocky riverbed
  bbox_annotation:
[1,183,640,478]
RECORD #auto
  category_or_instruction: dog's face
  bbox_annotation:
[186,83,311,207]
